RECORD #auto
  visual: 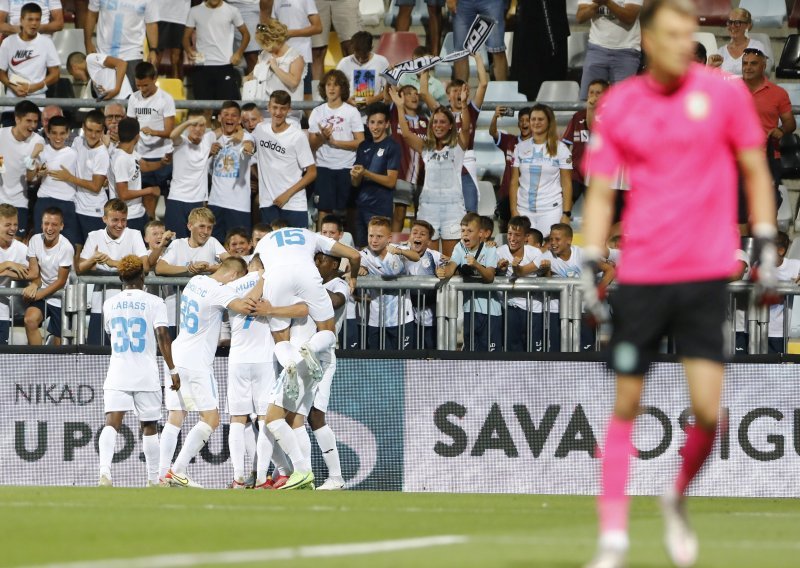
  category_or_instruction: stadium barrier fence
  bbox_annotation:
[53,275,800,354]
[0,288,69,345]
[2,353,798,495]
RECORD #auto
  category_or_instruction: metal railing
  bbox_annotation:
[0,287,70,345]
[6,274,797,354]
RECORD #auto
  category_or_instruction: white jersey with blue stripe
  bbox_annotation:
[228,271,273,365]
[254,227,336,274]
[512,139,572,212]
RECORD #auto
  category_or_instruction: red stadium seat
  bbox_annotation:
[693,0,732,26]
[375,32,420,67]
[790,0,800,28]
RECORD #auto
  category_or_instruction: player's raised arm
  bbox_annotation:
[156,326,180,391]
[330,241,361,282]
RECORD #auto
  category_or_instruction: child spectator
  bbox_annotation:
[387,83,428,234]
[209,101,255,243]
[165,112,216,238]
[767,232,800,354]
[224,227,252,258]
[336,31,390,109]
[398,47,447,106]
[437,212,500,351]
[66,51,132,101]
[29,116,78,245]
[389,83,470,257]
[319,214,358,348]
[143,219,175,264]
[69,111,111,254]
[490,106,531,233]
[404,219,441,349]
[0,204,28,343]
[479,215,494,245]
[112,117,160,233]
[127,62,176,207]
[0,101,44,237]
[308,70,364,228]
[350,103,400,247]
[23,207,73,345]
[251,222,271,249]
[538,223,614,352]
[496,216,544,352]
[562,79,608,205]
[0,3,59,100]
[358,216,418,349]
[526,228,545,251]
[77,198,149,344]
[156,206,229,336]
[0,0,64,35]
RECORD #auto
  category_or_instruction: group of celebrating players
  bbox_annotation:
[98,226,360,492]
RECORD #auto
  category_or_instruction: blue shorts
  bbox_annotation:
[303,62,312,95]
[208,205,252,244]
[0,320,9,344]
[314,167,352,212]
[141,159,172,197]
[127,215,147,234]
[396,0,444,5]
[33,196,80,245]
[28,300,62,337]
[164,199,203,239]
[259,206,308,229]
[76,214,105,246]
[452,0,506,53]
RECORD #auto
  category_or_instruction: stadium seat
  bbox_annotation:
[694,0,731,27]
[52,28,85,72]
[323,32,344,73]
[778,185,792,231]
[477,181,497,218]
[156,78,187,122]
[790,0,800,28]
[567,0,579,24]
[376,32,420,67]
[779,133,800,179]
[778,82,800,105]
[435,31,488,79]
[567,31,588,70]
[777,35,800,79]
[536,80,580,102]
[693,31,718,61]
[739,0,786,28]
[748,33,774,73]
[477,81,527,127]
[360,0,385,27]
[474,130,506,182]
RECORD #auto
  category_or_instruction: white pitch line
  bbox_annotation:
[21,535,469,568]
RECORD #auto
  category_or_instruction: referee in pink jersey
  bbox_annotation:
[580,1,778,567]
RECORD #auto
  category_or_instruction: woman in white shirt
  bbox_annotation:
[249,19,306,102]
[389,85,471,257]
[509,104,573,237]
[708,8,765,76]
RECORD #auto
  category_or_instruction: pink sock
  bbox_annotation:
[598,415,635,534]
[675,424,716,495]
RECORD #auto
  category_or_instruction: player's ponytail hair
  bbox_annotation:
[117,255,144,283]
[530,104,559,158]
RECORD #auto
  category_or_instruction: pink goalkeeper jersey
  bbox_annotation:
[586,63,764,285]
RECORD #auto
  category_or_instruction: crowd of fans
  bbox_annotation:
[0,1,798,352]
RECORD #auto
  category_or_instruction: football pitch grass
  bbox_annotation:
[1,487,797,568]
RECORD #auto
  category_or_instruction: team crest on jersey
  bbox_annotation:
[685,92,711,121]
[377,148,385,157]
[419,119,427,128]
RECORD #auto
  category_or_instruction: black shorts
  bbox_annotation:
[158,22,185,51]
[609,279,728,375]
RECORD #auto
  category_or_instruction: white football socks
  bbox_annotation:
[98,426,116,478]
[314,425,342,479]
[228,422,246,480]
[159,423,181,480]
[256,420,274,486]
[267,419,310,473]
[141,433,160,484]
[293,425,311,461]
[306,330,336,354]
[245,421,258,473]
[173,421,213,475]
[274,341,302,368]
[271,442,292,477]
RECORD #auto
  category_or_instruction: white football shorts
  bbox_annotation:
[264,270,334,332]
[227,362,275,416]
[103,389,162,422]
[164,366,219,412]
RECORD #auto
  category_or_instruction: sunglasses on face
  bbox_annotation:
[256,23,268,32]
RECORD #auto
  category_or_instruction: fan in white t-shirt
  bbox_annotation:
[0,3,60,97]
[271,0,320,66]
[335,31,390,108]
[0,0,63,35]
[252,91,317,228]
[126,65,176,161]
[86,0,159,65]
[112,118,161,232]
[66,52,133,101]
[68,111,111,248]
[164,112,216,238]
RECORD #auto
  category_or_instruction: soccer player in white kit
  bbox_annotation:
[252,226,360,489]
[160,257,256,488]
[98,255,179,487]
[226,253,307,489]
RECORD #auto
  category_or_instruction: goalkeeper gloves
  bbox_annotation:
[579,247,610,327]
[750,223,780,306]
